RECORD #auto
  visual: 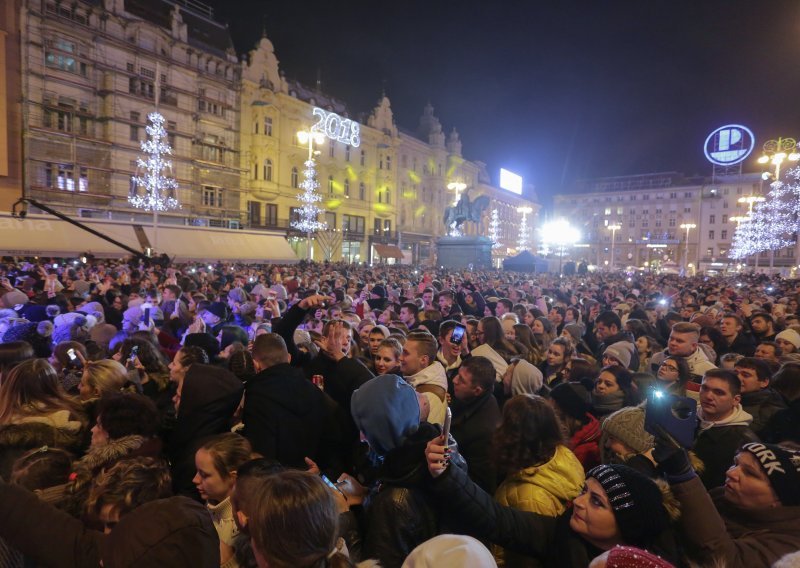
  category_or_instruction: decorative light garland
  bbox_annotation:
[489,208,501,249]
[291,159,327,233]
[128,112,180,211]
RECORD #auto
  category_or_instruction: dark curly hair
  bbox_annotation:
[96,392,160,439]
[492,394,565,474]
[118,337,168,375]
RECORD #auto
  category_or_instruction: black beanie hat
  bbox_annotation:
[741,442,800,506]
[550,380,592,421]
[587,464,670,545]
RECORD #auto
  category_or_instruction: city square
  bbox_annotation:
[1,1,800,567]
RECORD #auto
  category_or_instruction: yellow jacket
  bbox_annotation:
[493,445,585,567]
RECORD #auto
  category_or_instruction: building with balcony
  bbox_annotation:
[553,171,766,273]
[20,0,241,228]
[1,0,23,212]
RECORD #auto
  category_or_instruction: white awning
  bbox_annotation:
[0,214,298,263]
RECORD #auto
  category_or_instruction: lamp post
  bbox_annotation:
[294,129,326,260]
[757,137,800,180]
[607,223,621,271]
[679,223,696,275]
[542,219,580,277]
[516,206,533,251]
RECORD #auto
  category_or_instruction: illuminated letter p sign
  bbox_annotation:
[704,124,755,166]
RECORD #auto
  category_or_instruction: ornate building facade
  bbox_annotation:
[11,0,539,263]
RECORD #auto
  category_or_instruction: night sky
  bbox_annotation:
[206,0,800,209]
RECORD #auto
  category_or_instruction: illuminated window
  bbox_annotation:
[707,247,713,256]
[291,167,299,188]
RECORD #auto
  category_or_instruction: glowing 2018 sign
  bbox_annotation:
[704,124,755,166]
[311,107,361,147]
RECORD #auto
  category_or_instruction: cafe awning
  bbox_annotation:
[372,243,404,259]
[0,214,299,263]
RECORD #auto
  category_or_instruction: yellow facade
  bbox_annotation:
[0,0,23,213]
[240,37,400,263]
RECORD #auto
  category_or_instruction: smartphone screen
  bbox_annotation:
[129,346,139,362]
[450,324,466,345]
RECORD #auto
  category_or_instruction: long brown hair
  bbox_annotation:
[493,394,565,474]
[249,470,353,568]
[0,359,86,426]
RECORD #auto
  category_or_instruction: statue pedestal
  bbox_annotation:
[436,236,493,269]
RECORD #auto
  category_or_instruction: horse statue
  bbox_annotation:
[443,192,491,232]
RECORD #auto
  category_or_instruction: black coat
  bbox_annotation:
[243,363,345,473]
[741,388,787,436]
[429,460,680,567]
[725,332,756,357]
[694,424,759,489]
[762,397,800,444]
[276,304,373,443]
[361,423,448,568]
[167,364,243,498]
[450,390,502,494]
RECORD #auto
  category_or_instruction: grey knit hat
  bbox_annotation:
[603,341,633,368]
[602,405,655,454]
[563,323,585,343]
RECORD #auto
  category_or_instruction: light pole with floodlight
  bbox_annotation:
[680,223,696,275]
[542,219,580,277]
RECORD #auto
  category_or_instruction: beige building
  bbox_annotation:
[9,0,538,263]
[553,171,768,273]
[236,36,540,264]
[0,0,23,213]
[19,0,241,231]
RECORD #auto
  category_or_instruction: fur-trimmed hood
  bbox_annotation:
[74,435,162,474]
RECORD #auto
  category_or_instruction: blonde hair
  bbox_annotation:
[0,359,85,426]
[82,360,127,398]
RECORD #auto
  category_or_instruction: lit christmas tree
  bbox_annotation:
[488,208,501,249]
[291,158,327,234]
[128,112,180,211]
[729,215,758,260]
[517,207,532,251]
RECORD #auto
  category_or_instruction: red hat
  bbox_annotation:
[602,545,675,568]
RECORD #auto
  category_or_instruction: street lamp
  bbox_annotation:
[517,206,533,251]
[680,223,696,275]
[738,195,765,214]
[757,137,800,180]
[541,219,580,277]
[295,129,326,260]
[607,223,621,271]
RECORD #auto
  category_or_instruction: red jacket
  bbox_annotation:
[570,413,601,473]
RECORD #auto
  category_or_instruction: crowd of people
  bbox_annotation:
[0,257,798,567]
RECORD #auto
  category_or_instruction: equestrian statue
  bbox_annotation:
[443,191,491,232]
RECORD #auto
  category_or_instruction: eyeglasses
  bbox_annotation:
[659,363,679,371]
